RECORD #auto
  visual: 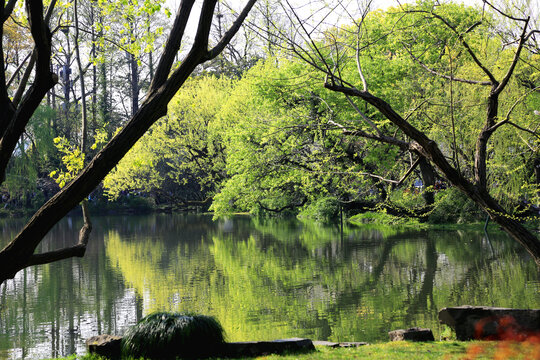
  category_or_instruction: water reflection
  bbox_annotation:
[0,214,539,359]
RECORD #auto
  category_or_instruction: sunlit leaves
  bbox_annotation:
[103,76,234,201]
[49,137,85,188]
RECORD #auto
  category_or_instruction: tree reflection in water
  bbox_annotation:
[0,214,538,359]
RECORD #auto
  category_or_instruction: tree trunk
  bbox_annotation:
[129,52,139,116]
[418,157,435,205]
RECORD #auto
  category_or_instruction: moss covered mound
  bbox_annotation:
[121,312,225,359]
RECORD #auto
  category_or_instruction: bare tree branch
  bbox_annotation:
[26,200,92,268]
[328,119,408,149]
[344,95,381,135]
[150,0,196,91]
[403,44,491,85]
[481,0,529,22]
[6,51,32,88]
[206,0,257,60]
[2,0,19,23]
[423,10,498,85]
[494,17,529,95]
[489,85,540,133]
[11,51,35,107]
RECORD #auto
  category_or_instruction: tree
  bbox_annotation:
[103,75,233,207]
[277,0,540,262]
[0,0,257,284]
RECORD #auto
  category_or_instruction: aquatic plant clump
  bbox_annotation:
[121,312,225,359]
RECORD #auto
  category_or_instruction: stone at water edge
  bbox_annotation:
[312,340,369,348]
[87,335,315,358]
[312,340,340,348]
[388,327,435,341]
[338,341,369,347]
[222,338,315,357]
[439,305,540,341]
[86,334,122,358]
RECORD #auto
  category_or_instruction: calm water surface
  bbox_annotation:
[0,214,539,359]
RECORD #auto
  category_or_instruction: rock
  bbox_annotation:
[439,305,540,341]
[86,335,315,359]
[312,340,340,348]
[86,334,122,359]
[388,327,435,342]
[222,338,315,357]
[313,340,368,348]
[339,342,369,347]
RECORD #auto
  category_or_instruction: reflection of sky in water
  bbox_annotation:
[0,213,539,359]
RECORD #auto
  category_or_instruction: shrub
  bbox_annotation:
[349,210,424,227]
[427,188,484,224]
[298,197,340,223]
[121,312,225,359]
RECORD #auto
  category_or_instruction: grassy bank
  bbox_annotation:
[50,341,538,360]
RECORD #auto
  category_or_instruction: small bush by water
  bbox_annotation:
[121,312,225,359]
[427,188,484,224]
[298,197,340,222]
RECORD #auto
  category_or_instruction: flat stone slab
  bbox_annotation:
[388,327,434,342]
[222,338,315,357]
[313,341,368,348]
[338,342,369,347]
[86,334,122,359]
[87,336,315,358]
[313,340,340,348]
[439,305,540,340]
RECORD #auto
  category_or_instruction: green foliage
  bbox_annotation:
[121,312,225,359]
[49,137,85,188]
[388,187,429,210]
[427,188,485,224]
[103,75,233,204]
[33,1,539,227]
[298,197,340,222]
[349,211,424,227]
[1,105,58,211]
[211,58,373,217]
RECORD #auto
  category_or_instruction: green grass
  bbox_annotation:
[49,340,540,360]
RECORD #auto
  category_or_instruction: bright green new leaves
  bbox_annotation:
[49,137,85,189]
[164,76,233,194]
[211,58,373,217]
[103,76,234,202]
[102,127,165,200]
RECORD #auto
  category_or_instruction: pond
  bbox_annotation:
[0,214,539,359]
